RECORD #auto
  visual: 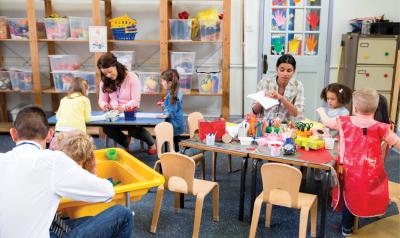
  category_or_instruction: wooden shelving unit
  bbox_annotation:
[0,0,231,122]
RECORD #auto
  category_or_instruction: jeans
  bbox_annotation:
[50,205,133,238]
[342,203,355,233]
[103,126,155,148]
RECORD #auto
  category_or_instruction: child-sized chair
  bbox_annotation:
[150,152,219,238]
[249,163,318,238]
[154,122,205,179]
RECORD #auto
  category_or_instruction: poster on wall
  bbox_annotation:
[88,26,107,52]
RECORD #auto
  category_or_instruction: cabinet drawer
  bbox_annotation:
[357,38,397,64]
[354,66,393,91]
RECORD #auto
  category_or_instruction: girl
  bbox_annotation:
[52,130,96,174]
[97,53,156,154]
[319,83,352,118]
[55,77,91,133]
[160,69,185,152]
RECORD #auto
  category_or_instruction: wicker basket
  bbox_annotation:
[109,15,137,40]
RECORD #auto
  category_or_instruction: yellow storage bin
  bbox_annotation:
[295,136,325,150]
[58,148,164,218]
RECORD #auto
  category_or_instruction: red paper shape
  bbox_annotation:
[295,148,335,164]
[178,11,189,19]
[307,11,320,30]
[198,118,226,142]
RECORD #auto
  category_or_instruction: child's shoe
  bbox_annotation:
[342,227,353,237]
[148,149,157,155]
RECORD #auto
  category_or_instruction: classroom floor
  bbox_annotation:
[0,134,399,238]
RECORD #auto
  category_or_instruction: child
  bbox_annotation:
[52,130,96,174]
[55,77,91,133]
[160,69,185,152]
[317,89,400,236]
[320,83,352,118]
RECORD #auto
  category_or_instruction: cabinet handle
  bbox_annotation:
[366,73,370,77]
[360,43,369,47]
[384,73,388,78]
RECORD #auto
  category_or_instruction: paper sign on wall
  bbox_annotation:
[89,26,107,52]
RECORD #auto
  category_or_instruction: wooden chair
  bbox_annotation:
[187,112,233,181]
[353,141,400,232]
[150,152,219,238]
[154,122,205,179]
[249,163,318,238]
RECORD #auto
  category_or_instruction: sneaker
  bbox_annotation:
[342,227,353,237]
[148,149,157,155]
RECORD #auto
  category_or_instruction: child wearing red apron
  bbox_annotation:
[317,89,400,236]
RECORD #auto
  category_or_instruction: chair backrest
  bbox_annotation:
[155,122,175,157]
[261,163,302,207]
[187,112,204,138]
[159,152,195,194]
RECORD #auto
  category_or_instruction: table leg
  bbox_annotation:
[319,170,330,238]
[180,193,184,209]
[250,159,261,219]
[239,157,248,221]
[212,152,217,181]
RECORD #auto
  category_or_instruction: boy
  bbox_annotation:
[317,89,400,236]
[0,106,133,238]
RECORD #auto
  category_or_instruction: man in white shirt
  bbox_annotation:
[0,106,133,238]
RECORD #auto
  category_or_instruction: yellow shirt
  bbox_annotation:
[56,93,91,133]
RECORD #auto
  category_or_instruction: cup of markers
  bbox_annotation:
[124,106,138,121]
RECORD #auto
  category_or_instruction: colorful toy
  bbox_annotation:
[138,72,160,94]
[295,136,325,151]
[198,71,221,94]
[44,14,69,40]
[105,148,118,161]
[69,17,90,40]
[8,18,29,39]
[109,15,137,40]
[0,71,11,90]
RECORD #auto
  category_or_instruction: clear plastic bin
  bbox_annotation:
[199,20,222,41]
[52,71,96,92]
[69,17,91,40]
[169,19,192,41]
[0,17,9,39]
[111,51,135,71]
[170,51,195,74]
[44,18,70,40]
[197,70,221,94]
[9,70,32,91]
[49,55,80,72]
[8,18,29,39]
[179,73,192,94]
[0,71,12,90]
[58,148,164,219]
[137,71,160,94]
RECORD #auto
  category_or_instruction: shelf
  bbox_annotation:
[108,40,160,44]
[42,87,99,94]
[0,89,33,93]
[38,39,89,43]
[0,39,29,42]
[0,122,12,133]
[169,40,222,44]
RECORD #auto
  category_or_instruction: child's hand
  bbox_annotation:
[116,105,125,113]
[157,114,168,119]
[157,100,164,107]
[316,107,325,115]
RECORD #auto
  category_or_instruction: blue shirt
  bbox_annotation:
[163,91,185,135]
[323,106,349,118]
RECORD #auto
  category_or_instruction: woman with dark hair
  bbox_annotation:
[97,53,156,154]
[252,54,304,122]
[374,94,391,124]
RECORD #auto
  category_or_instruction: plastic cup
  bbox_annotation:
[324,137,335,150]
[270,144,282,157]
[106,148,118,160]
[206,134,216,146]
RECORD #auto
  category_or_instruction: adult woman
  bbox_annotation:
[252,54,304,122]
[97,53,156,154]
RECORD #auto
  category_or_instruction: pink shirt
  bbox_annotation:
[98,72,142,110]
[325,114,399,146]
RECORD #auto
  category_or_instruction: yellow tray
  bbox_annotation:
[295,136,325,150]
[58,148,164,218]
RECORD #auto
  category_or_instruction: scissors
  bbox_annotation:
[295,122,313,131]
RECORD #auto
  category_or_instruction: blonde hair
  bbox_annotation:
[353,89,379,115]
[53,131,96,173]
[68,77,89,97]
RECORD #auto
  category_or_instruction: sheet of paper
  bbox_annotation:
[89,26,107,52]
[90,115,106,122]
[247,91,279,110]
[135,112,163,118]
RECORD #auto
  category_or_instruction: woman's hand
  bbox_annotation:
[103,103,112,111]
[266,90,283,100]
[116,105,125,113]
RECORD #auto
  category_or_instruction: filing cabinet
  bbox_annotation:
[339,33,399,113]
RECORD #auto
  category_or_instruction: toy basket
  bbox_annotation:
[109,15,137,40]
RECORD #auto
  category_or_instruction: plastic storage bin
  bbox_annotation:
[137,71,160,94]
[49,55,80,72]
[199,20,222,41]
[169,19,193,41]
[52,71,96,92]
[44,17,69,40]
[0,17,9,39]
[179,73,192,94]
[57,148,165,218]
[111,51,135,71]
[170,51,195,74]
[197,70,221,94]
[8,18,29,39]
[0,71,12,90]
[69,17,91,40]
[9,70,32,91]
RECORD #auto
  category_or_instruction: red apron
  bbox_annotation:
[332,116,390,217]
